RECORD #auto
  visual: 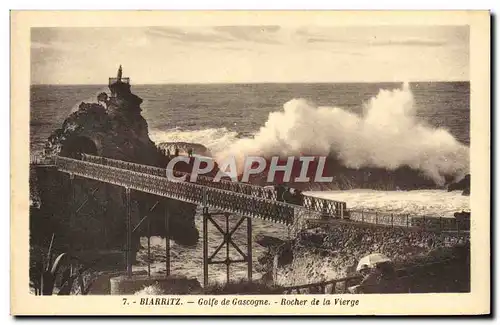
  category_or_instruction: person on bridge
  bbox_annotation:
[275,184,286,202]
[294,188,304,206]
[174,148,180,157]
[166,149,171,158]
[282,187,293,203]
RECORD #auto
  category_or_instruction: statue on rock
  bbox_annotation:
[34,66,200,263]
[117,64,123,81]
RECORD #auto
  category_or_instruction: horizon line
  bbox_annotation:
[31,80,471,86]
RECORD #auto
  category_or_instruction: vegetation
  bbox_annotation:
[29,233,95,295]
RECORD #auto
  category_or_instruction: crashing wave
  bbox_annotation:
[214,83,469,190]
[148,83,469,191]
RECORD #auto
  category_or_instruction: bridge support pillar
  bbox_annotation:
[164,200,171,276]
[202,209,253,288]
[247,217,252,281]
[203,207,209,287]
[131,200,160,277]
[69,173,75,228]
[147,215,151,277]
[125,187,132,277]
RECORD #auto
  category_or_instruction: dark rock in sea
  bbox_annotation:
[447,174,470,196]
[147,138,468,191]
[31,77,200,260]
[453,211,471,231]
[245,155,457,191]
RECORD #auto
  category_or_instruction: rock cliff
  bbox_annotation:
[31,77,200,262]
[447,174,470,196]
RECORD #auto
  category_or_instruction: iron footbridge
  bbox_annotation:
[48,154,346,225]
[32,153,348,284]
[30,153,469,287]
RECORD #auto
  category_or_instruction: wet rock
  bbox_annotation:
[246,156,460,191]
[447,174,470,196]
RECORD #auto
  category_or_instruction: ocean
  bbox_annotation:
[30,81,471,284]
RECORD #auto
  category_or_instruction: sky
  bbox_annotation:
[30,25,469,84]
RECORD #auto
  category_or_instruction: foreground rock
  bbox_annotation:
[258,222,470,293]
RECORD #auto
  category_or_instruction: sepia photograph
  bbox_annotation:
[10,10,490,315]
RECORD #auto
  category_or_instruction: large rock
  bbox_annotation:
[245,156,466,191]
[31,78,200,261]
[447,174,470,196]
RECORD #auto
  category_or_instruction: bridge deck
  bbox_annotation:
[77,153,347,218]
[31,154,467,231]
[54,156,326,225]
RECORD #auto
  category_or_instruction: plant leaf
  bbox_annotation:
[50,253,67,276]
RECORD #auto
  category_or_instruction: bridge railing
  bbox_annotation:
[80,153,276,197]
[281,258,461,294]
[56,156,296,224]
[34,154,470,232]
[282,274,362,294]
[346,210,469,232]
[109,77,130,85]
[30,154,55,166]
[281,273,418,294]
[302,195,346,218]
[79,154,346,218]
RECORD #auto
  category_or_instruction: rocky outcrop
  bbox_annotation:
[257,224,469,288]
[447,174,470,196]
[31,77,200,261]
[244,156,463,191]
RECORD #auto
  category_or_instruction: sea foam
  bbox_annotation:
[215,83,469,186]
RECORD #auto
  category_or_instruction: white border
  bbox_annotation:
[3,1,498,324]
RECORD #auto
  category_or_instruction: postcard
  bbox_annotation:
[10,10,490,316]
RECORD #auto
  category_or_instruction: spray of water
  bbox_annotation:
[69,87,110,113]
[149,127,240,156]
[216,83,469,185]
